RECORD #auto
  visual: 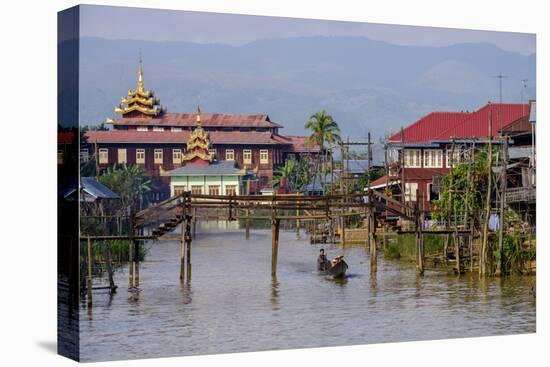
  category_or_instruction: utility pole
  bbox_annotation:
[494,72,508,104]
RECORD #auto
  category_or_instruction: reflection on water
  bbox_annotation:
[80,224,536,362]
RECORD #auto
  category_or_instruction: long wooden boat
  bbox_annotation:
[325,259,348,278]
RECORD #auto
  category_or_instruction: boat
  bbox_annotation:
[325,257,348,278]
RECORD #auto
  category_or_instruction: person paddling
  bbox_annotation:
[318,248,331,271]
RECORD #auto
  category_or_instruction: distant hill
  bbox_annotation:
[74,36,535,141]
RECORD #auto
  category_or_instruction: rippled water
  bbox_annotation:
[79,224,536,362]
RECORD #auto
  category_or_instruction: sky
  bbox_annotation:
[80,5,535,55]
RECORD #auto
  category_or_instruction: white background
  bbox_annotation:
[0,0,547,366]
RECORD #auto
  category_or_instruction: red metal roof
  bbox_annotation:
[433,103,529,140]
[272,135,320,152]
[109,112,283,128]
[86,130,309,146]
[388,103,530,143]
[388,112,471,143]
[500,115,532,134]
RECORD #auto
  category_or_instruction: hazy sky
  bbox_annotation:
[80,5,535,55]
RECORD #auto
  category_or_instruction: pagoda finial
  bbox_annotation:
[137,49,144,92]
[196,101,202,125]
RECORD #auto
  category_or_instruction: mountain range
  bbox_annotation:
[75,36,536,141]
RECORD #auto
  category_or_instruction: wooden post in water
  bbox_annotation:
[296,205,301,239]
[415,205,424,275]
[128,207,134,289]
[370,204,377,273]
[134,230,140,288]
[271,219,280,276]
[105,241,116,293]
[480,111,493,276]
[245,208,250,239]
[496,136,508,276]
[185,216,192,282]
[86,237,93,307]
[192,207,197,239]
[180,211,187,281]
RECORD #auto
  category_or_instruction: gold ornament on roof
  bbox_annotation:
[114,59,163,116]
[182,105,213,162]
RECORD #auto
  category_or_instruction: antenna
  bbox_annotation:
[494,72,509,104]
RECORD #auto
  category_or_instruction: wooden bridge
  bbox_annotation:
[81,190,457,307]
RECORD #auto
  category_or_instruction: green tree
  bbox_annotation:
[98,164,152,210]
[304,110,341,192]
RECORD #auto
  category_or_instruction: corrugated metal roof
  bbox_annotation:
[168,160,244,176]
[109,112,283,128]
[388,103,530,144]
[508,146,533,159]
[388,112,471,143]
[81,177,120,199]
[433,103,529,140]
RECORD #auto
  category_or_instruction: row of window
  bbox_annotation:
[85,148,271,165]
[174,185,237,196]
[403,182,440,202]
[403,149,463,168]
[133,126,273,133]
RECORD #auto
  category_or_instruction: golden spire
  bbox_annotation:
[137,50,144,93]
[196,104,202,125]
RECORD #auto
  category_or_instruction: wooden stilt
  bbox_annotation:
[271,219,280,276]
[180,218,186,281]
[245,208,250,239]
[86,237,93,307]
[296,206,300,239]
[134,239,140,288]
[105,241,116,293]
[186,216,192,283]
[415,210,424,275]
[370,206,377,273]
[128,208,135,289]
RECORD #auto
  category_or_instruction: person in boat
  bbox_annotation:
[331,255,344,266]
[318,249,331,271]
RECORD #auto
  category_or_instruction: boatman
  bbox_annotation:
[318,248,331,271]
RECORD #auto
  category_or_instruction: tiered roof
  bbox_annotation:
[182,108,213,164]
[113,61,164,117]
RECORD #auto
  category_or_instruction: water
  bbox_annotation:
[79,224,536,362]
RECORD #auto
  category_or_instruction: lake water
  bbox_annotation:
[79,224,536,362]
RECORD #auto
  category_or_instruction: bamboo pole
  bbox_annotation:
[497,136,508,276]
[186,215,192,283]
[480,111,493,276]
[271,219,280,276]
[180,200,186,281]
[104,241,116,293]
[87,237,93,307]
[370,203,377,273]
[245,208,250,239]
[128,207,135,289]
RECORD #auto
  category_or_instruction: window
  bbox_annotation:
[57,150,63,165]
[208,149,216,158]
[171,127,182,132]
[424,149,442,168]
[191,185,203,195]
[172,149,182,165]
[243,149,252,164]
[80,149,89,162]
[427,183,440,201]
[208,185,220,195]
[173,185,186,196]
[136,149,145,164]
[137,126,148,132]
[225,149,235,161]
[117,148,127,164]
[153,126,164,132]
[404,182,418,202]
[260,149,269,164]
[99,148,108,164]
[403,149,421,168]
[446,149,462,168]
[225,185,237,196]
[154,149,163,164]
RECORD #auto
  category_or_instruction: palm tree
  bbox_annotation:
[99,164,152,210]
[304,110,341,194]
[272,159,295,191]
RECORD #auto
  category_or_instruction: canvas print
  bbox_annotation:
[57,5,536,362]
